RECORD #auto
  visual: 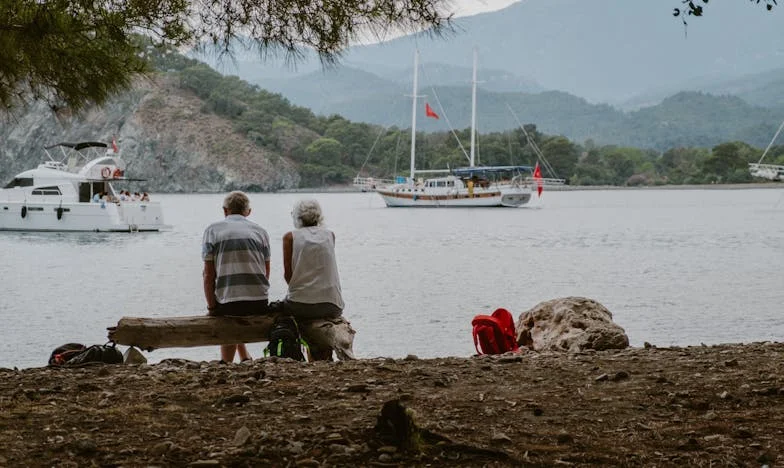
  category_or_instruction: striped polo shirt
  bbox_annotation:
[202,215,271,304]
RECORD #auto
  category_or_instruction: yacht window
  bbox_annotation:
[31,186,62,196]
[4,177,34,188]
[448,181,454,187]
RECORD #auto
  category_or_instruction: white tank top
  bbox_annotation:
[286,227,344,309]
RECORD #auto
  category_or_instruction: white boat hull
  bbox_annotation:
[377,185,531,208]
[0,200,167,232]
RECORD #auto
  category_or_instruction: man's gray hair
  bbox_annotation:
[292,199,323,228]
[223,191,251,215]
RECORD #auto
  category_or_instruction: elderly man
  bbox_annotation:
[202,191,271,363]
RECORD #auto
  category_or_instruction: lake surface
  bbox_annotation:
[1,188,783,369]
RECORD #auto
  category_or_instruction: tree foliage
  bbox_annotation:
[674,0,776,25]
[1,0,450,113]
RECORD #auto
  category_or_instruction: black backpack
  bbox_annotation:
[48,343,87,366]
[265,316,308,361]
[49,343,123,366]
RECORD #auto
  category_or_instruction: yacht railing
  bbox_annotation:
[352,176,395,192]
[749,163,784,181]
[522,176,567,186]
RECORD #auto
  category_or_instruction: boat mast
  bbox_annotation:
[409,50,419,181]
[469,47,477,168]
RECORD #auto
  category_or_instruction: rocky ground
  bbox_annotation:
[2,342,783,467]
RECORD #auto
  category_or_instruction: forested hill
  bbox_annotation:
[0,49,405,191]
[257,63,784,152]
[2,49,784,192]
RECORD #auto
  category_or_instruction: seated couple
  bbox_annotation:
[202,191,343,363]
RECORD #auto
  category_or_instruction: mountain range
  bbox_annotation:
[201,0,784,104]
[191,0,784,150]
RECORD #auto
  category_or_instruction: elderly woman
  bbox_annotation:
[283,199,344,321]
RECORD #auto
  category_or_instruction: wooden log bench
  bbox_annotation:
[107,315,356,361]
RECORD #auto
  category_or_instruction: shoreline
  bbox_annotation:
[3,341,783,466]
[277,182,784,194]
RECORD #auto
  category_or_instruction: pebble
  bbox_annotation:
[233,426,251,446]
[287,441,305,455]
[295,458,321,467]
[219,394,250,405]
[189,461,220,467]
[498,355,524,363]
[150,441,175,455]
[611,371,630,381]
[71,438,97,454]
[345,384,369,393]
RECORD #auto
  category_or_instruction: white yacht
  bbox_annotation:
[375,49,536,208]
[0,141,168,232]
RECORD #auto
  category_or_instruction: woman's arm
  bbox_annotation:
[283,231,293,284]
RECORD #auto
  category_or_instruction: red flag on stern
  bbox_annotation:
[533,162,543,197]
[111,137,119,153]
[425,102,439,119]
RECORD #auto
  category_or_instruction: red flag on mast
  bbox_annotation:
[111,137,119,153]
[425,102,439,119]
[533,162,543,197]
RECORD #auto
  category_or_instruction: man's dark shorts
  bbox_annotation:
[210,300,272,317]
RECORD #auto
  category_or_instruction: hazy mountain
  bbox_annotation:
[200,0,784,104]
[255,62,784,152]
[347,1,784,103]
[621,68,784,111]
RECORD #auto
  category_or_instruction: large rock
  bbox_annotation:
[516,297,629,352]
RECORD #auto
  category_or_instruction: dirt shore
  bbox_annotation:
[2,342,783,467]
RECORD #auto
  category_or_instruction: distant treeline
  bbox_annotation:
[152,48,784,187]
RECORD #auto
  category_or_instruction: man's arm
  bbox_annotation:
[265,260,271,280]
[203,260,218,313]
[283,231,293,284]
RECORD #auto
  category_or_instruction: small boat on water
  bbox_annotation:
[749,119,784,182]
[0,141,168,232]
[373,49,536,208]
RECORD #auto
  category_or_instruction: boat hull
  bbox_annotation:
[0,201,168,232]
[376,186,532,208]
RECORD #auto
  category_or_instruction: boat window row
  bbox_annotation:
[31,186,62,196]
[4,177,34,188]
[425,180,455,188]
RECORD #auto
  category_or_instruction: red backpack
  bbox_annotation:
[472,308,520,355]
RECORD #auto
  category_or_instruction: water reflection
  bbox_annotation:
[0,230,159,247]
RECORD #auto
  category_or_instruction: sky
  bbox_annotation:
[452,0,520,17]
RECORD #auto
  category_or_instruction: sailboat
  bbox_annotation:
[749,119,784,181]
[374,50,536,208]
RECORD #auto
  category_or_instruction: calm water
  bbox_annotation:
[1,188,783,369]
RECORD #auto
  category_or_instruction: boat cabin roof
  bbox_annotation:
[4,141,127,185]
[45,141,108,151]
[452,165,533,177]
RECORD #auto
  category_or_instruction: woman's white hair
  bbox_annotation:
[292,199,323,228]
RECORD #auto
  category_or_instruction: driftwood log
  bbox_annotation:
[107,315,356,361]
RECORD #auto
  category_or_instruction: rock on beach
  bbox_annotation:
[517,296,630,352]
